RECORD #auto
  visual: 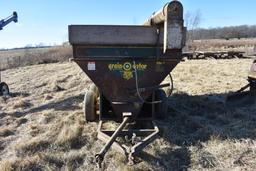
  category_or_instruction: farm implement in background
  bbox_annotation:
[226,60,256,104]
[182,51,250,60]
[0,11,18,96]
[0,11,18,30]
[69,0,186,168]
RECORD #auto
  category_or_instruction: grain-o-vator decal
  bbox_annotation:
[108,62,147,80]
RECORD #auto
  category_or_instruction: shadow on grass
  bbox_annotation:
[10,92,30,98]
[138,147,191,171]
[11,94,84,117]
[144,91,256,170]
[165,92,256,143]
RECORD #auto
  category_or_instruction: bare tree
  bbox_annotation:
[185,10,202,41]
[185,12,192,29]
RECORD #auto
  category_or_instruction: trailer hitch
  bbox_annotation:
[95,116,130,168]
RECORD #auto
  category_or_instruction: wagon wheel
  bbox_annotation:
[89,84,99,97]
[155,89,168,119]
[0,82,10,96]
[84,90,98,122]
[89,84,99,111]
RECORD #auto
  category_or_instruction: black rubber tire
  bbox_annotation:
[0,82,9,96]
[84,90,97,122]
[89,84,99,97]
[155,89,168,119]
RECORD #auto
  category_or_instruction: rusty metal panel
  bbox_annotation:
[164,22,184,51]
[69,25,164,46]
[74,56,180,120]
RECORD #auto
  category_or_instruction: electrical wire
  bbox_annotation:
[133,61,173,104]
[167,73,174,98]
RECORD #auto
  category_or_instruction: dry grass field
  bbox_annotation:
[0,45,72,71]
[0,58,255,171]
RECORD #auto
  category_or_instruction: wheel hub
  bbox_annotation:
[0,82,9,96]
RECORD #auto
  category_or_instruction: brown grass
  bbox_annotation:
[12,99,31,109]
[0,45,72,71]
[15,118,28,127]
[0,159,14,171]
[0,156,41,171]
[55,119,84,148]
[0,59,256,170]
[15,137,51,155]
[0,127,14,137]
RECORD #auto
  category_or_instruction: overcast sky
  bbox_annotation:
[1,0,256,49]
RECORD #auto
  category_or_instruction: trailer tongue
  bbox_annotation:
[69,0,186,167]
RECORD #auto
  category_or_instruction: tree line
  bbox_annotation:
[188,25,256,40]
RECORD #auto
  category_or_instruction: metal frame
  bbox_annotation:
[94,91,160,167]
[97,119,159,164]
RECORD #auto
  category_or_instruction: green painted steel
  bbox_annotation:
[76,47,164,58]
